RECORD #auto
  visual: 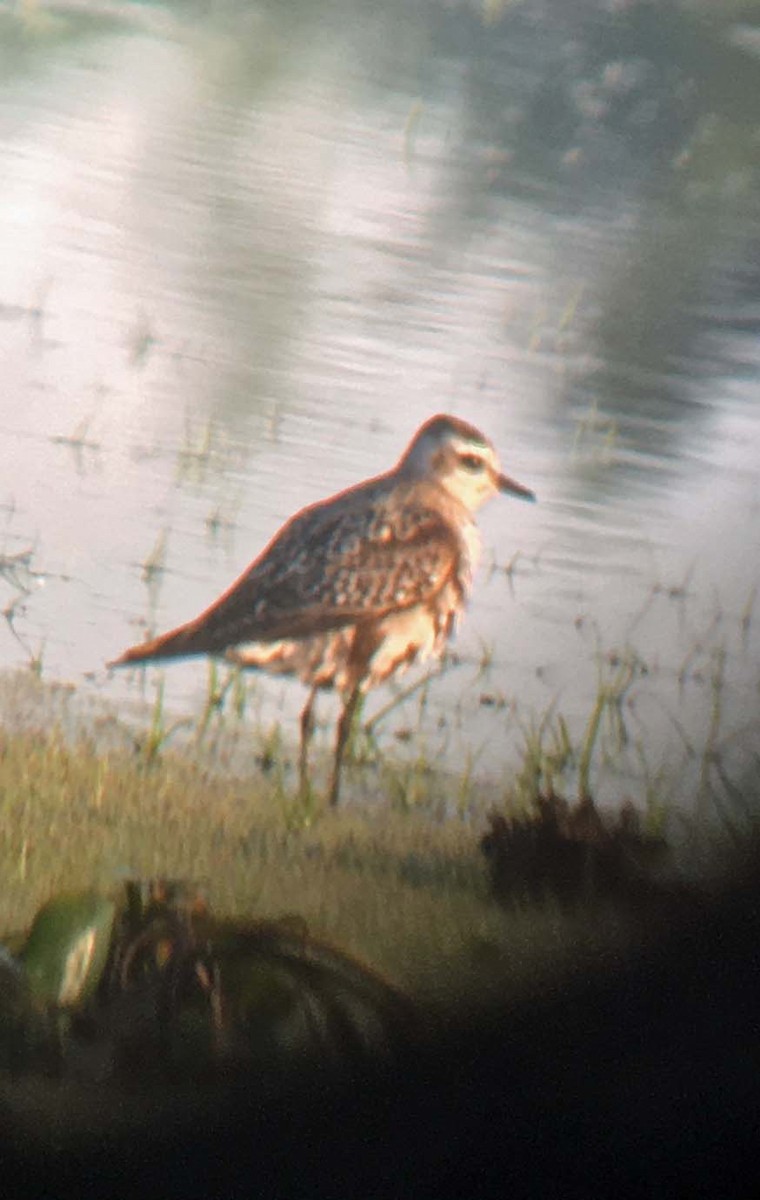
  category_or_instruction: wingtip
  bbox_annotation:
[107,642,153,670]
[106,650,133,670]
[106,624,203,668]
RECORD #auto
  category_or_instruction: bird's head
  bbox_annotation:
[398,414,535,514]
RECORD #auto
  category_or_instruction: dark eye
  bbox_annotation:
[459,454,484,472]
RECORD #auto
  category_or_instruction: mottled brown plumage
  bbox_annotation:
[109,414,534,804]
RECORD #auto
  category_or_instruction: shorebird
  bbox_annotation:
[109,415,535,805]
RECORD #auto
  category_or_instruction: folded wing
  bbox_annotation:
[110,492,462,665]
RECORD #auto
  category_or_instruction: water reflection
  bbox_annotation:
[1,0,760,815]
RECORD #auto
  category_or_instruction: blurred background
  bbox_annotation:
[1,0,760,818]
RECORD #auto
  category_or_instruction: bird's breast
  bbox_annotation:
[457,515,480,585]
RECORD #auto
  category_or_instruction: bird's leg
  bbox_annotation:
[329,683,362,807]
[299,684,319,800]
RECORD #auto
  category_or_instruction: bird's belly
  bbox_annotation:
[363,594,456,691]
[228,587,460,695]
[226,619,435,692]
[362,576,463,691]
[227,630,354,689]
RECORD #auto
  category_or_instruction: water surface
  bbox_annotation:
[2,0,760,814]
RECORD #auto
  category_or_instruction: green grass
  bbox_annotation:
[0,675,653,1016]
[2,625,756,1028]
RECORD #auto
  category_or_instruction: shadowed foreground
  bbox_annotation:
[3,864,759,1199]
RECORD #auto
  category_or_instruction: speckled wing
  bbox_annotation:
[176,491,464,655]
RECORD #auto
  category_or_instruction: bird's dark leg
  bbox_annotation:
[299,684,319,799]
[329,683,362,807]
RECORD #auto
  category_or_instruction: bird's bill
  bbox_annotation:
[497,471,536,502]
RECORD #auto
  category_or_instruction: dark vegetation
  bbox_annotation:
[481,792,674,908]
[2,849,759,1199]
[1,879,418,1086]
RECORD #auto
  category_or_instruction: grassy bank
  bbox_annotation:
[0,671,654,1014]
[3,666,759,1164]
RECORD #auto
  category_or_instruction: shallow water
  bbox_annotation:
[2,0,760,813]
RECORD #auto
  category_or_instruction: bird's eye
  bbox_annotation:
[459,454,484,473]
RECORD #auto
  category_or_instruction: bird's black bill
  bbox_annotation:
[497,472,536,502]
